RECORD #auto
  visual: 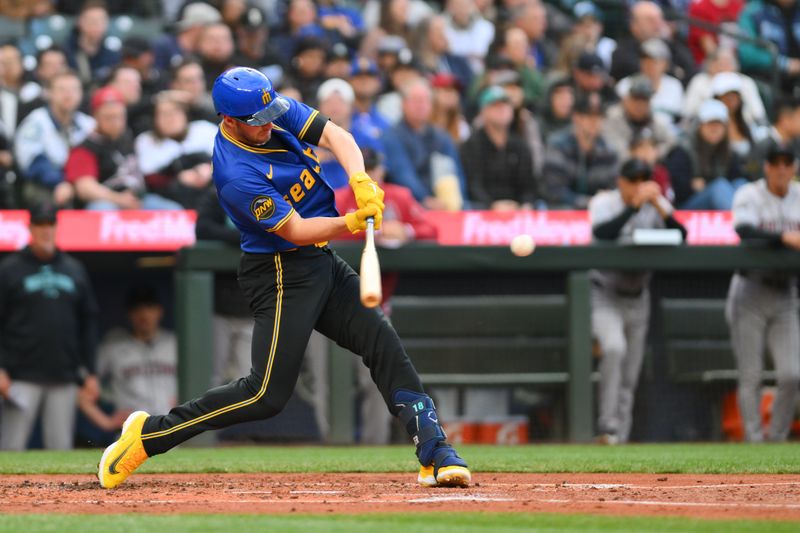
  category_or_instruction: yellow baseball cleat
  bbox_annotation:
[418,464,472,488]
[98,411,150,489]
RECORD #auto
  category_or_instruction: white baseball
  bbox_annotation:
[510,234,536,257]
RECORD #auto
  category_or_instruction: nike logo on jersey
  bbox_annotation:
[266,164,273,180]
[108,443,133,474]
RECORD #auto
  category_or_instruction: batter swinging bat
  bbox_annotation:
[360,217,382,308]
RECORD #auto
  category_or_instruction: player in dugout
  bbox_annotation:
[97,67,470,489]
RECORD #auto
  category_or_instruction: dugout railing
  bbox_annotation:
[176,242,800,443]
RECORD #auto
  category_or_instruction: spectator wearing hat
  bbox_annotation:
[568,51,617,106]
[543,92,619,209]
[376,48,425,125]
[616,39,684,125]
[14,70,95,208]
[383,78,468,209]
[65,87,180,210]
[430,73,470,146]
[570,1,616,69]
[169,58,218,124]
[349,56,392,134]
[315,78,384,189]
[610,1,695,85]
[231,6,284,74]
[374,35,409,75]
[687,0,744,65]
[444,0,495,74]
[589,159,687,445]
[461,86,536,210]
[603,75,676,161]
[683,49,767,128]
[739,0,800,94]
[746,97,800,178]
[414,15,474,93]
[664,99,747,209]
[539,77,575,141]
[64,1,120,86]
[133,92,217,209]
[472,69,546,183]
[286,36,329,106]
[154,2,222,70]
[0,202,99,450]
[325,42,353,80]
[711,71,768,159]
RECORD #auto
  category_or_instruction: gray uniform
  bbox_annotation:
[589,191,670,442]
[726,179,800,442]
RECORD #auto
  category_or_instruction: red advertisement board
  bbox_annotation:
[0,209,737,252]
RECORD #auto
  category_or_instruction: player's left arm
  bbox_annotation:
[318,121,385,212]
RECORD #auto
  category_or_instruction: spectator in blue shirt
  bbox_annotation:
[383,79,467,209]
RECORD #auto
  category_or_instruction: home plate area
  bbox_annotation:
[2,473,800,521]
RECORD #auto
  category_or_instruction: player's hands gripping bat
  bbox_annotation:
[350,171,385,211]
[360,217,382,308]
[344,203,382,233]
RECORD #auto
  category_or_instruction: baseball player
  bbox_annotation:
[97,67,470,489]
[589,159,687,444]
[726,144,800,442]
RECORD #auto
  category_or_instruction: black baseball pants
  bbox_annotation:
[140,246,423,456]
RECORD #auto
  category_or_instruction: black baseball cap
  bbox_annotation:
[576,52,606,74]
[125,285,161,310]
[620,158,653,181]
[765,143,797,164]
[627,75,654,100]
[28,202,57,225]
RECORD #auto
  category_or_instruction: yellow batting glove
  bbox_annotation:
[350,171,385,211]
[344,204,381,234]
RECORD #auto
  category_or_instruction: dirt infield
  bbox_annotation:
[2,473,800,521]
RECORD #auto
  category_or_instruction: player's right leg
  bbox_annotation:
[315,252,470,487]
[765,299,800,441]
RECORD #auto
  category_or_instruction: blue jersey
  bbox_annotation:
[212,96,339,253]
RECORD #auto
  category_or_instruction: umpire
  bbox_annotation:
[727,144,800,442]
[98,67,470,489]
[0,203,99,450]
[589,159,687,444]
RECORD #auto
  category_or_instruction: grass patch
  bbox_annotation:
[0,513,796,533]
[0,443,799,475]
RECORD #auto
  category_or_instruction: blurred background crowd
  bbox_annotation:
[0,0,794,214]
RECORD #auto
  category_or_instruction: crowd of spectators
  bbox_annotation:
[0,0,794,214]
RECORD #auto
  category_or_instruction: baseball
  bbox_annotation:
[510,234,536,257]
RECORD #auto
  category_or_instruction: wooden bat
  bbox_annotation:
[360,217,382,308]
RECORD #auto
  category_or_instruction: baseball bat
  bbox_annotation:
[359,217,382,308]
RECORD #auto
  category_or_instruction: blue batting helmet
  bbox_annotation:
[212,67,290,126]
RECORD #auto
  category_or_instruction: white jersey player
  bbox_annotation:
[727,144,800,442]
[589,159,687,444]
